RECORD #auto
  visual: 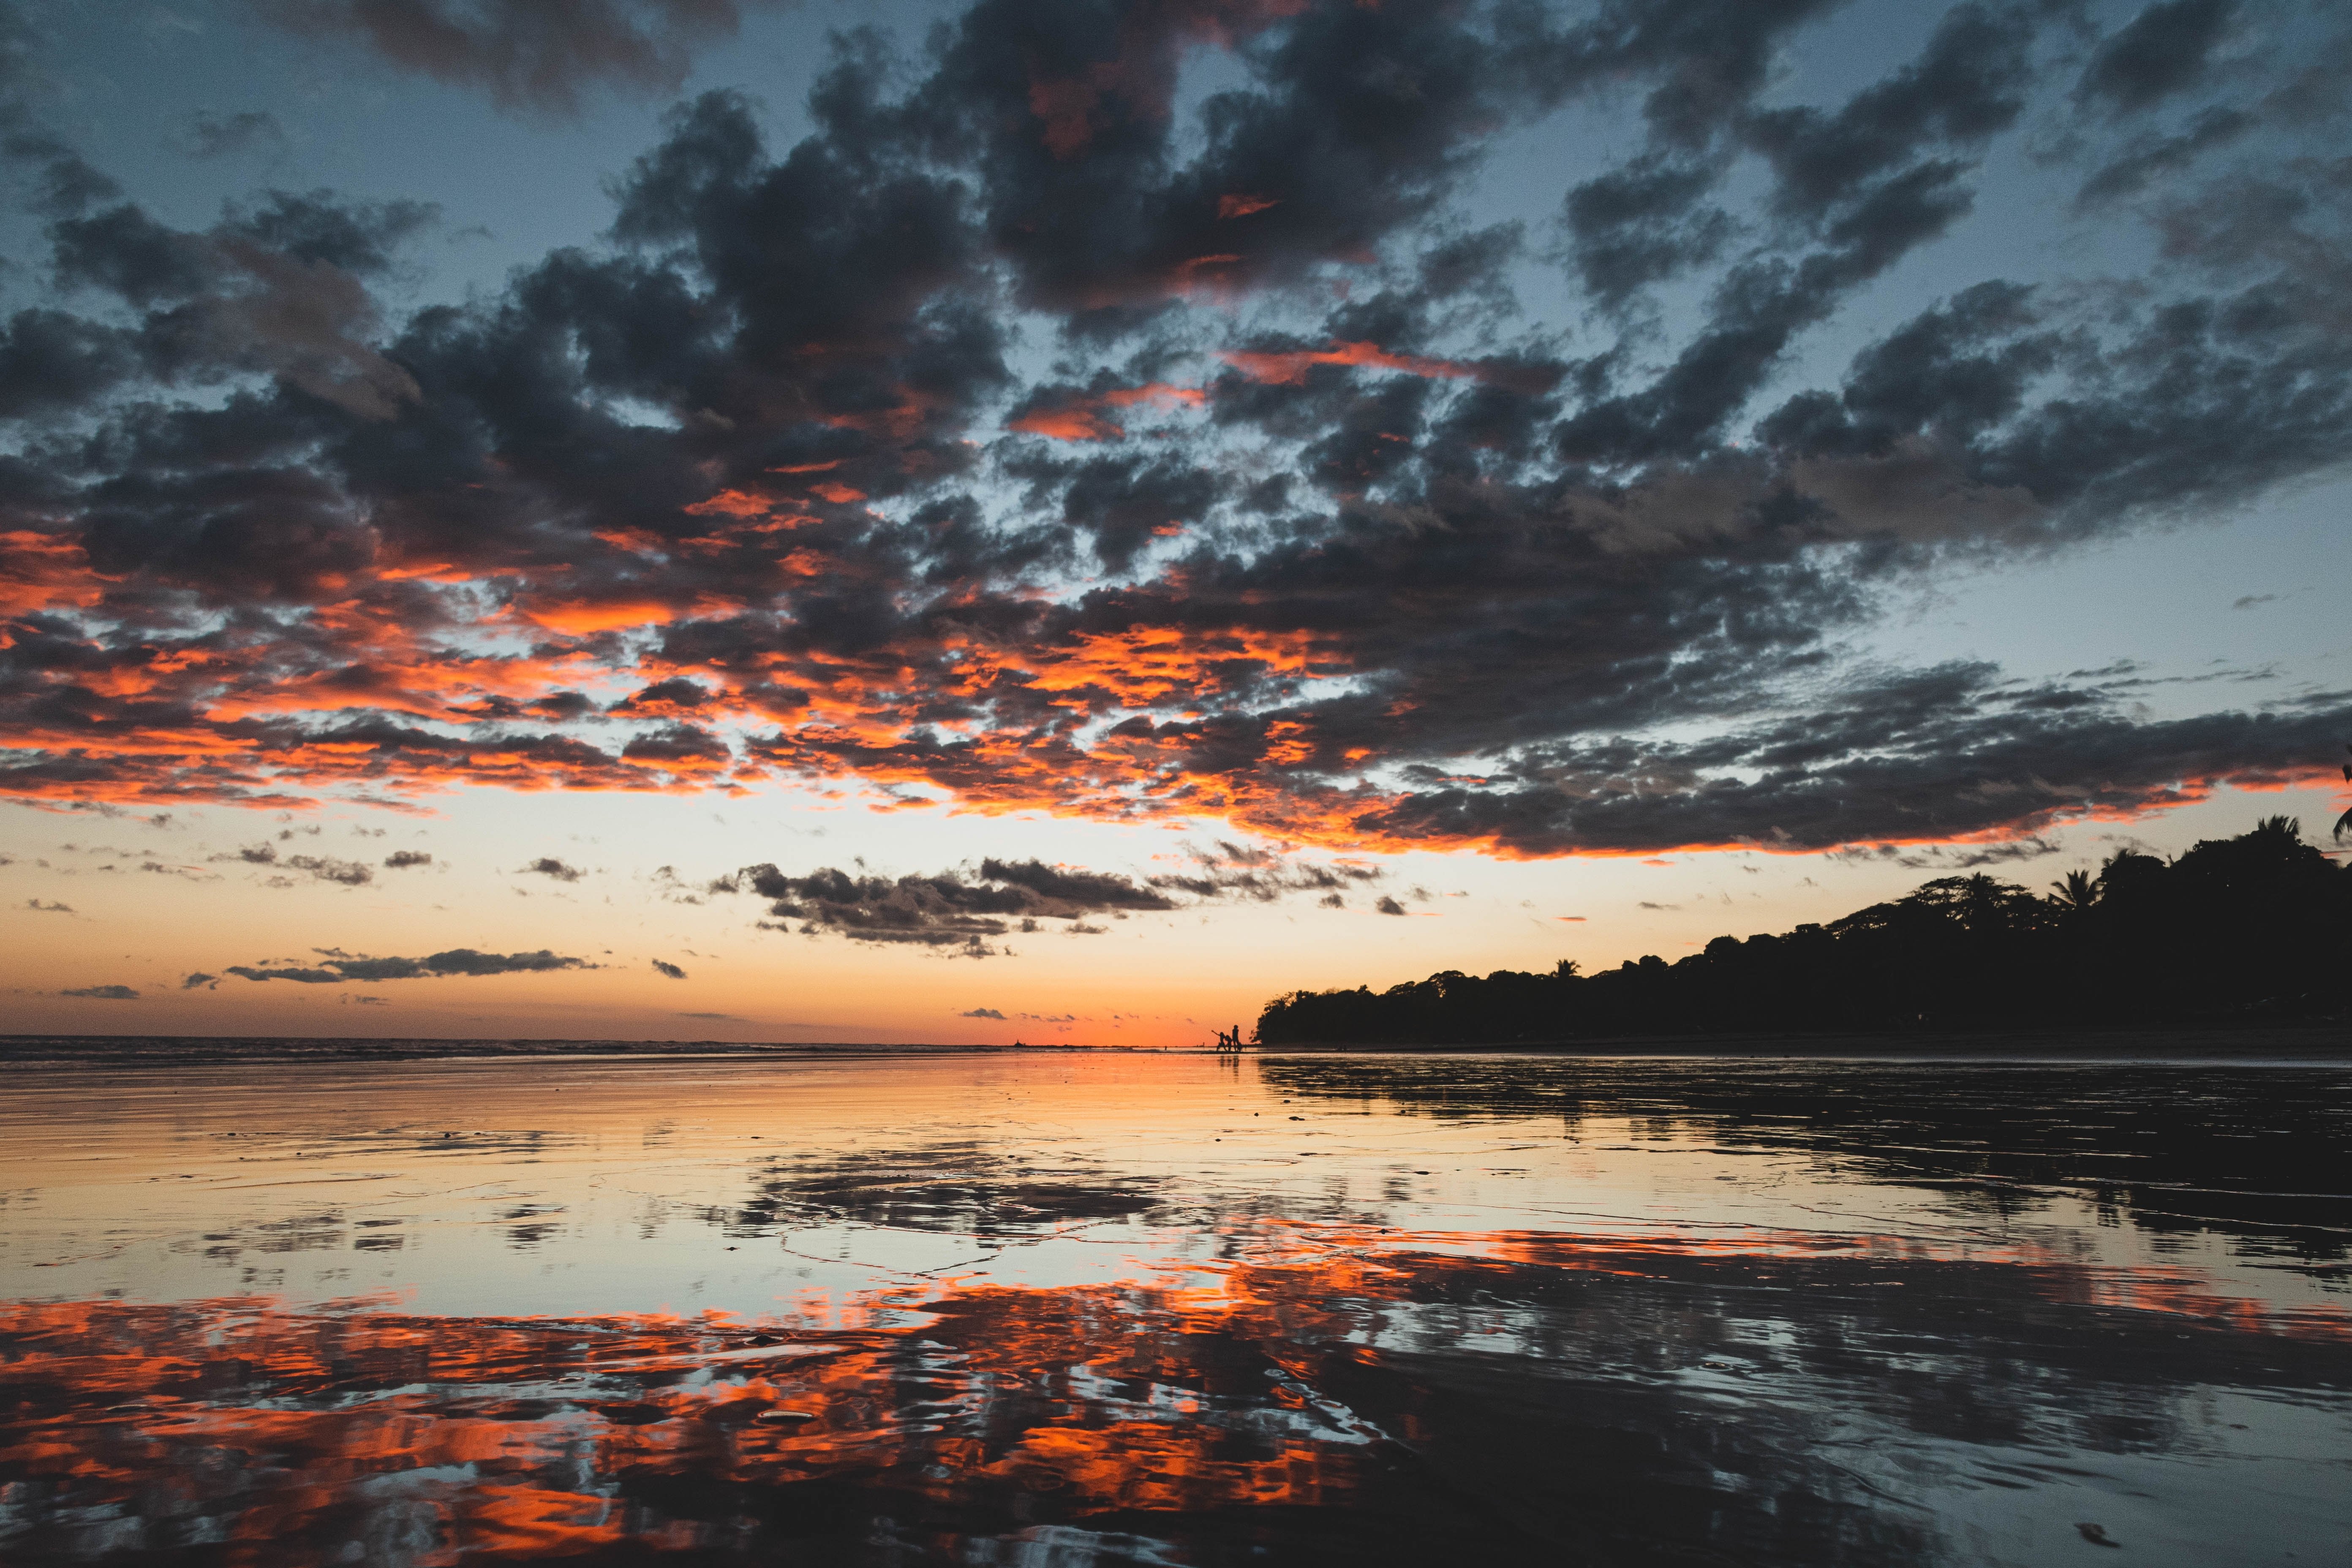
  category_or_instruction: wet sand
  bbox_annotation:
[2,1051,2347,1564]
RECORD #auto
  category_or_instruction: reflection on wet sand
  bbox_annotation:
[8,1236,2349,1563]
[3,1052,2349,1564]
[1264,1056,2352,1248]
[712,1143,1171,1239]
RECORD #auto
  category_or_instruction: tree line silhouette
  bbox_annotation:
[1255,817,2351,1045]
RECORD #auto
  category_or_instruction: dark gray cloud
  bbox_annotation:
[177,109,289,161]
[520,857,583,882]
[224,947,593,983]
[1553,5,2044,458]
[22,187,436,422]
[1824,836,2060,869]
[282,853,372,885]
[1342,668,2352,857]
[1143,843,1384,902]
[0,308,140,420]
[383,849,432,868]
[211,843,375,885]
[61,983,136,998]
[251,0,788,117]
[905,0,1588,318]
[1006,450,1222,572]
[1745,3,2034,226]
[2075,105,2254,207]
[1538,0,1843,150]
[959,1006,1005,1018]
[710,856,1173,947]
[2076,0,2238,116]
[651,957,686,978]
[1562,155,1731,310]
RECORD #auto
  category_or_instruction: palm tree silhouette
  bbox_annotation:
[2047,868,2098,911]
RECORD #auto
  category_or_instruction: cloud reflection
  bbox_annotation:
[5,1218,2348,1565]
[1262,1057,2352,1255]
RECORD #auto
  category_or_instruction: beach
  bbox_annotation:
[3,1048,2347,1564]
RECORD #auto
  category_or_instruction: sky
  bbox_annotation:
[0,0,2346,1046]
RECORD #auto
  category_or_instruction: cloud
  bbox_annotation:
[1003,449,1223,571]
[1004,379,1206,442]
[61,984,137,999]
[182,971,218,988]
[1562,155,1732,310]
[43,189,436,419]
[2075,0,2238,116]
[1374,895,1408,916]
[1825,836,2061,869]
[214,844,374,885]
[383,849,433,868]
[958,1007,1006,1019]
[0,0,2347,869]
[651,958,686,979]
[1144,843,1384,902]
[1331,665,2352,857]
[909,0,1600,316]
[26,897,71,913]
[520,858,584,882]
[710,856,1172,947]
[250,0,787,117]
[284,854,373,885]
[175,110,288,161]
[2075,106,2254,207]
[223,947,593,983]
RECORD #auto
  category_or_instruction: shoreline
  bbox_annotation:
[1252,1022,2352,1060]
[2,1022,2345,1068]
[0,1036,1122,1068]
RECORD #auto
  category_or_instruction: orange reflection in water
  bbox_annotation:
[7,1217,2350,1564]
[0,1272,1390,1564]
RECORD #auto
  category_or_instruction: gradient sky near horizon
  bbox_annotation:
[1,0,2347,1045]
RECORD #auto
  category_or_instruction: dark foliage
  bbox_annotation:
[1256,819,2350,1043]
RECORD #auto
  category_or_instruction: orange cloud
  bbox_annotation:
[1008,406,1124,442]
[1020,625,1340,706]
[683,488,775,518]
[1219,339,1486,386]
[521,599,676,636]
[0,530,109,615]
[1008,383,1208,441]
